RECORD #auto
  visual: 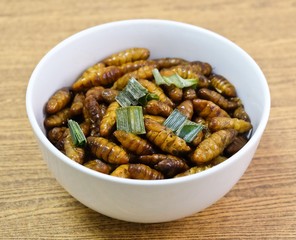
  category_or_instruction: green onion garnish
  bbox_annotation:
[68,119,87,147]
[163,109,188,132]
[116,106,146,134]
[152,68,198,88]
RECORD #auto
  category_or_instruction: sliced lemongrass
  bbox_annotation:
[67,119,87,147]
[175,120,204,143]
[163,109,188,132]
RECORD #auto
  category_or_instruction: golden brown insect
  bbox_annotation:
[119,60,155,73]
[103,48,150,66]
[87,136,129,164]
[192,99,230,119]
[191,130,205,147]
[85,86,105,101]
[138,154,181,165]
[112,64,156,90]
[144,100,173,118]
[64,129,85,164]
[163,85,183,104]
[209,155,228,166]
[138,79,174,107]
[154,58,188,69]
[224,135,249,156]
[208,117,252,133]
[177,100,194,120]
[46,88,72,114]
[183,87,197,100]
[83,159,112,174]
[189,61,213,76]
[70,92,85,116]
[191,129,237,164]
[44,108,72,128]
[143,115,165,124]
[174,165,212,178]
[111,164,130,178]
[128,164,164,180]
[198,88,238,111]
[101,88,119,103]
[233,106,251,122]
[144,118,191,155]
[79,121,91,137]
[113,130,155,155]
[210,74,237,97]
[72,64,123,92]
[99,101,120,137]
[47,126,67,148]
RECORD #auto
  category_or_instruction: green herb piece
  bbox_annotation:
[138,93,159,106]
[115,77,148,107]
[116,106,146,134]
[68,119,87,147]
[163,109,188,132]
[152,68,198,89]
[176,120,204,143]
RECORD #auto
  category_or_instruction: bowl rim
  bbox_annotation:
[26,19,271,186]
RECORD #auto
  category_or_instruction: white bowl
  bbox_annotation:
[26,19,270,223]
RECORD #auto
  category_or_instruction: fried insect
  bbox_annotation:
[112,64,156,90]
[86,86,105,101]
[224,135,249,156]
[144,118,191,155]
[113,130,155,155]
[101,88,119,103]
[183,87,197,100]
[87,136,129,164]
[70,92,85,116]
[233,106,251,122]
[128,164,164,180]
[174,165,211,178]
[209,155,228,166]
[210,74,237,97]
[111,164,130,178]
[177,100,194,120]
[83,159,112,174]
[191,130,205,147]
[144,100,173,118]
[138,79,174,107]
[103,48,150,66]
[72,64,123,92]
[99,101,120,137]
[208,117,252,133]
[189,61,213,76]
[46,88,72,114]
[138,154,181,165]
[64,129,85,164]
[192,99,230,119]
[119,60,155,73]
[143,115,165,124]
[163,85,183,104]
[154,57,188,69]
[191,129,237,164]
[198,88,238,110]
[44,108,71,128]
[47,126,67,148]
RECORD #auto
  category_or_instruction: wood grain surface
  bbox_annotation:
[1,0,295,239]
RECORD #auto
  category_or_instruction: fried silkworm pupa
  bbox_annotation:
[99,101,120,137]
[143,115,165,124]
[119,60,155,74]
[183,87,197,100]
[209,155,227,166]
[191,130,205,147]
[45,88,72,114]
[112,64,156,90]
[111,164,130,178]
[64,129,85,164]
[208,117,252,133]
[224,135,249,156]
[138,154,182,166]
[103,48,150,66]
[192,99,230,119]
[87,136,129,164]
[44,108,72,128]
[101,88,119,103]
[177,100,194,120]
[163,85,183,104]
[198,88,238,111]
[144,100,173,118]
[83,159,112,174]
[209,74,237,97]
[47,126,67,149]
[138,79,174,107]
[233,106,251,122]
[113,130,155,155]
[86,86,105,101]
[174,165,212,178]
[144,118,191,155]
[70,92,85,116]
[128,164,164,180]
[191,129,237,164]
[72,64,123,92]
[189,61,213,76]
[154,57,188,69]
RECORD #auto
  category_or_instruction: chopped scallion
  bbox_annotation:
[163,109,187,132]
[68,119,87,147]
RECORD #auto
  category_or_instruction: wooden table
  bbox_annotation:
[1,0,295,239]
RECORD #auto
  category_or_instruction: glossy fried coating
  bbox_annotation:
[128,164,164,180]
[72,64,123,92]
[208,117,252,133]
[64,130,85,164]
[44,108,71,128]
[99,101,120,137]
[191,129,237,164]
[86,86,118,103]
[210,74,237,97]
[154,57,188,69]
[174,165,212,178]
[224,135,249,156]
[119,60,155,73]
[189,61,213,76]
[86,86,105,101]
[47,126,67,145]
[83,159,112,174]
[111,164,130,178]
[101,88,119,103]
[144,100,173,118]
[143,115,165,124]
[87,136,129,164]
[144,118,191,155]
[233,106,251,122]
[183,87,197,100]
[112,64,156,90]
[163,85,183,104]
[198,88,238,110]
[138,79,174,107]
[70,92,85,116]
[138,154,182,165]
[113,130,155,155]
[191,130,205,147]
[177,100,194,120]
[103,48,150,66]
[192,99,230,119]
[46,88,72,114]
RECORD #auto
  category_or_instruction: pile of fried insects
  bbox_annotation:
[44,47,252,180]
